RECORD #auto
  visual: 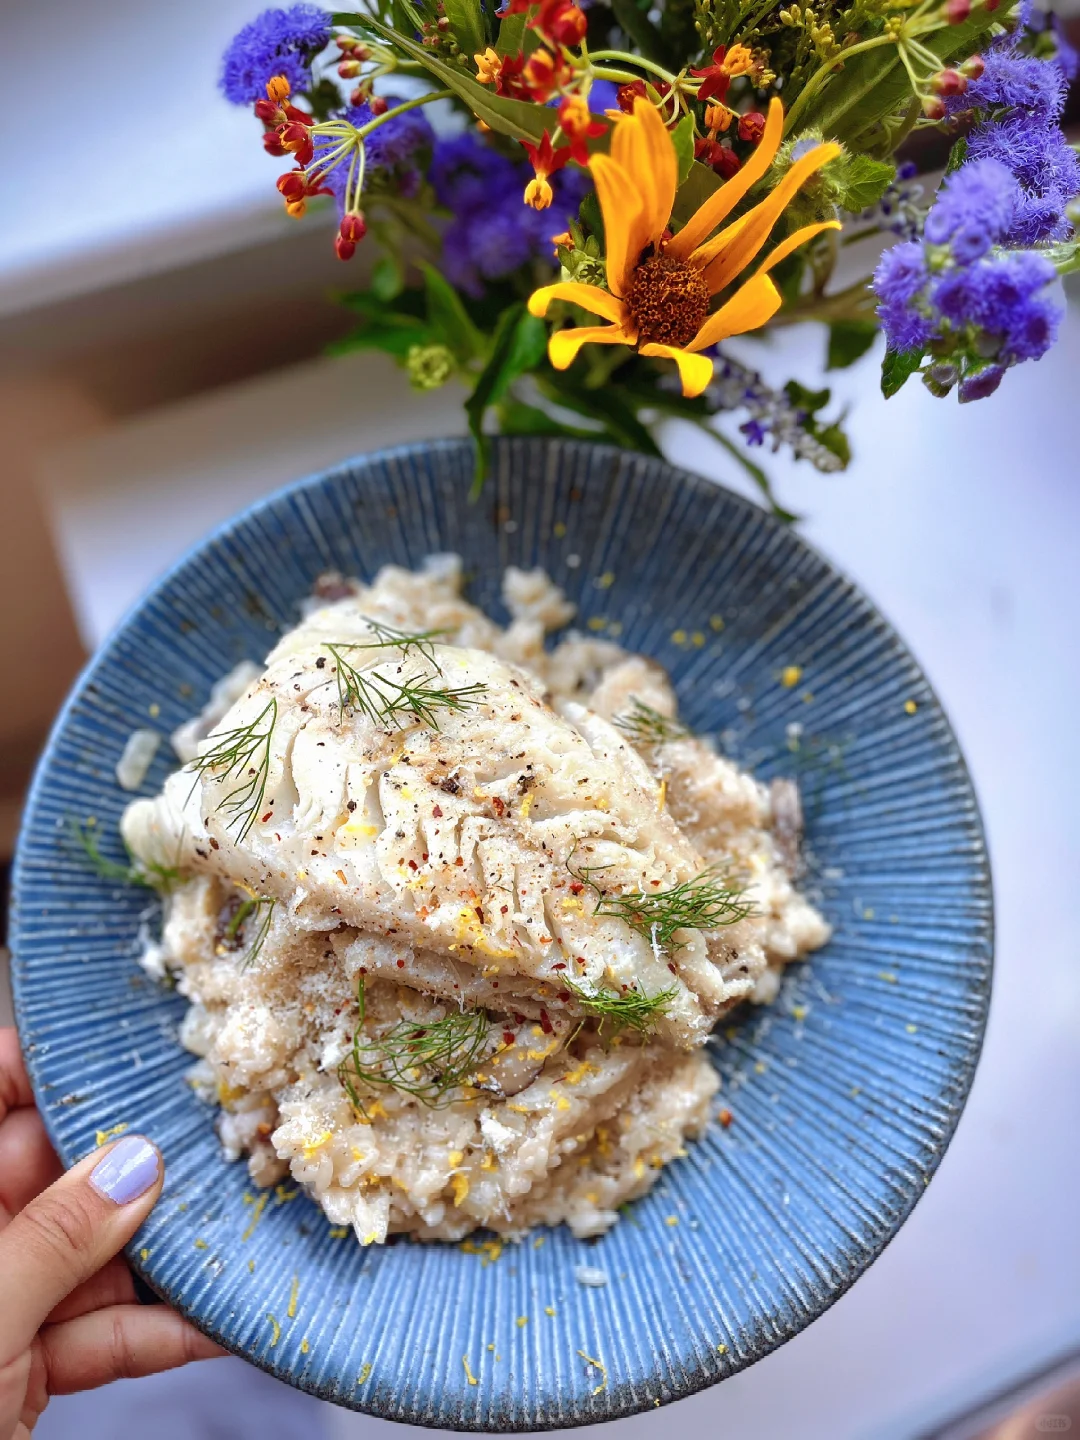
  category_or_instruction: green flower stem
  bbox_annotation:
[782,33,900,134]
[770,277,878,326]
[586,49,682,84]
[354,88,453,141]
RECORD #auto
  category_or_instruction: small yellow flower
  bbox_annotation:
[528,99,839,397]
[474,47,501,85]
[704,102,735,132]
[525,176,554,210]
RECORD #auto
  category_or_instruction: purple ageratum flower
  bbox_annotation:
[431,133,520,209]
[221,4,330,105]
[876,297,934,353]
[433,133,586,297]
[923,158,1020,261]
[965,112,1080,245]
[958,364,1006,402]
[873,240,928,304]
[954,41,1068,121]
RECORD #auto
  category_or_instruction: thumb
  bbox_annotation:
[0,1134,164,1363]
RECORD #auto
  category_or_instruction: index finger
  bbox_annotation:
[0,1028,35,1123]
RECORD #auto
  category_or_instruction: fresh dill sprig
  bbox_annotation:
[568,850,754,951]
[613,699,688,747]
[565,977,677,1035]
[71,818,182,892]
[224,894,276,970]
[338,978,491,1111]
[185,698,277,842]
[326,646,484,730]
[353,617,450,665]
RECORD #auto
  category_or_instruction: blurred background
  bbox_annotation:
[2,1,1079,1437]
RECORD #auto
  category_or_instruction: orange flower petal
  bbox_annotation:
[589,154,647,298]
[685,272,781,352]
[528,282,630,325]
[638,343,715,398]
[697,142,841,294]
[612,99,678,254]
[548,323,638,370]
[665,98,784,263]
[756,219,841,273]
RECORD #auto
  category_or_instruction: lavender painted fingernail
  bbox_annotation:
[89,1135,160,1205]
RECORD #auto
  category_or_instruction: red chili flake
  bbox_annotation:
[539,1008,553,1035]
[718,1108,733,1129]
[557,990,570,1002]
[491,797,505,818]
[552,962,566,971]
[474,906,485,923]
[261,812,273,823]
[432,805,443,818]
[455,857,464,867]
[396,959,405,969]
[492,980,499,988]
[422,853,429,862]
[569,882,584,895]
[500,905,509,915]
[209,838,220,850]
[668,963,678,974]
[358,966,368,975]
[503,1030,516,1046]
[408,860,418,871]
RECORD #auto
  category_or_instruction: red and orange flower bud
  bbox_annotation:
[370,95,389,115]
[262,130,288,156]
[335,212,367,260]
[738,110,766,143]
[266,74,291,103]
[932,67,967,95]
[338,58,361,77]
[617,79,647,112]
[961,53,984,79]
[945,0,971,20]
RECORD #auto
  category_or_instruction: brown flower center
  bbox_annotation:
[625,255,710,349]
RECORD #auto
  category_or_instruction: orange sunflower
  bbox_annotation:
[528,97,841,398]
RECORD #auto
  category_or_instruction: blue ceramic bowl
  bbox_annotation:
[11,439,992,1429]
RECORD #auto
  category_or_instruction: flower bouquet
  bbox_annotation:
[222,0,1076,507]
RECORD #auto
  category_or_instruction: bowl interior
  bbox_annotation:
[11,438,991,1429]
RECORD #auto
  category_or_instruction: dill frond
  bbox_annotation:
[353,617,450,665]
[613,699,688,747]
[71,818,182,892]
[568,850,753,951]
[565,978,677,1035]
[338,978,491,1111]
[325,646,484,731]
[224,894,276,969]
[185,698,277,842]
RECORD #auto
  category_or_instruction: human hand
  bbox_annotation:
[0,1028,223,1437]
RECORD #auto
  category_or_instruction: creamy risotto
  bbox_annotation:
[123,558,829,1243]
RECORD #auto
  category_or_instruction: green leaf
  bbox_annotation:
[579,189,606,248]
[421,262,485,363]
[784,379,832,415]
[328,321,432,358]
[360,14,554,144]
[817,420,851,466]
[538,372,663,457]
[371,253,405,302]
[881,346,925,398]
[834,155,895,213]
[670,114,696,185]
[443,0,486,59]
[944,135,968,176]
[672,158,723,226]
[826,319,878,370]
[465,305,550,493]
[497,397,600,439]
[496,9,527,55]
